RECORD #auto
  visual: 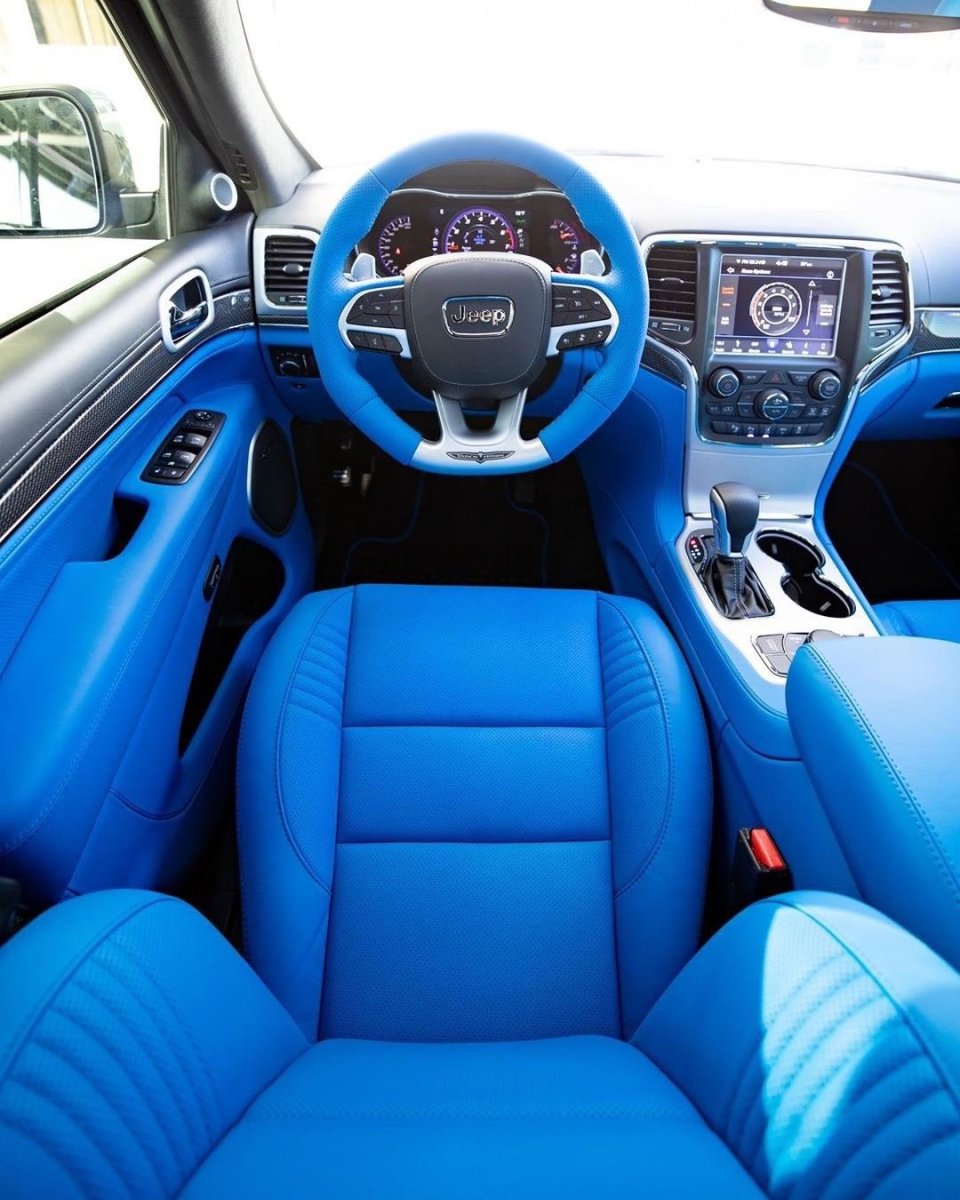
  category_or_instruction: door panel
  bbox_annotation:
[0,227,314,907]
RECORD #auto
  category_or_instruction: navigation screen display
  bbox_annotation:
[713,253,846,357]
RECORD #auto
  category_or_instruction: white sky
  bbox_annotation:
[242,0,960,179]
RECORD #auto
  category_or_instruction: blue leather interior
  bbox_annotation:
[4,887,960,1198]
[787,634,960,971]
[307,132,647,472]
[238,584,711,1040]
[874,598,960,641]
[0,331,313,906]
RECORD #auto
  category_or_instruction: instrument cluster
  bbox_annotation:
[356,189,603,277]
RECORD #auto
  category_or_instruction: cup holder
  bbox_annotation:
[756,530,856,619]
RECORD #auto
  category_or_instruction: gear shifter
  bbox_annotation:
[701,482,773,619]
[709,482,759,558]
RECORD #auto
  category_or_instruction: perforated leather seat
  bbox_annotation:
[875,597,960,641]
[2,585,960,1197]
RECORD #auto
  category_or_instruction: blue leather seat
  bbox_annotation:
[788,633,960,970]
[3,585,960,1196]
[237,585,711,1039]
[3,888,960,1197]
[874,598,960,641]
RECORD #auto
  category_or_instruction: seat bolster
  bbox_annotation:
[874,599,960,641]
[238,588,354,1039]
[0,891,305,1200]
[597,595,711,1032]
[634,892,960,1198]
[787,635,960,968]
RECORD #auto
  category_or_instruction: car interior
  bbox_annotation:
[2,0,960,1196]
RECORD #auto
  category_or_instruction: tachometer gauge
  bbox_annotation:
[548,217,582,274]
[749,282,803,336]
[443,207,517,254]
[377,214,414,275]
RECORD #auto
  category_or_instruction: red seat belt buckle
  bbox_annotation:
[731,827,792,914]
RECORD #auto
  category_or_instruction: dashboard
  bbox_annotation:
[355,189,603,277]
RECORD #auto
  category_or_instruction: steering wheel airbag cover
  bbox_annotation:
[406,253,551,401]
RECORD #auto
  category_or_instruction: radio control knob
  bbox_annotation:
[756,389,791,421]
[810,370,842,401]
[709,368,741,398]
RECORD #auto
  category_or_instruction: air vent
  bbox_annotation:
[263,234,316,307]
[869,251,908,352]
[646,242,698,342]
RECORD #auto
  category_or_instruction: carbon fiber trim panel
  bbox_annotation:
[868,308,960,381]
[0,290,252,545]
[642,339,687,386]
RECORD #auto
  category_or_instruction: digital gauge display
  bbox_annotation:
[714,253,846,357]
[359,190,602,277]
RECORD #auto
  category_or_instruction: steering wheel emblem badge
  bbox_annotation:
[442,296,514,337]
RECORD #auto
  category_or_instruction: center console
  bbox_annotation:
[641,233,913,690]
[691,241,873,448]
[706,250,849,445]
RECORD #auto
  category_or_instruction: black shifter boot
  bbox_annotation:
[702,552,774,619]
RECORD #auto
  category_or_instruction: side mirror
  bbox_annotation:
[763,1,960,33]
[0,85,138,236]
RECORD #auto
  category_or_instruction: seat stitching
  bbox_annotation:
[816,1073,947,1200]
[596,594,625,1037]
[1,1074,136,1200]
[596,597,676,900]
[0,896,173,1090]
[765,897,960,1121]
[805,648,960,909]
[272,591,353,895]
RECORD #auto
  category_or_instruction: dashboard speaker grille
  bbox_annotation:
[264,235,317,306]
[645,243,698,340]
[870,251,908,343]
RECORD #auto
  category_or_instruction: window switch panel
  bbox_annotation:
[142,410,225,485]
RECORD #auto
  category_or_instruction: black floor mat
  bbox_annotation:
[825,440,960,602]
[296,422,609,591]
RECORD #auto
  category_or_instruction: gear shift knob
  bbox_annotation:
[709,482,760,557]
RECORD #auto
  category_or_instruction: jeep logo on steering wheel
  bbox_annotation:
[442,297,514,337]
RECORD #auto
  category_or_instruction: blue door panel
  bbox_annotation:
[0,331,313,905]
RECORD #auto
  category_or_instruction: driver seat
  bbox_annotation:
[2,584,960,1197]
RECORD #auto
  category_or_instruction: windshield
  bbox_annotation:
[241,0,960,180]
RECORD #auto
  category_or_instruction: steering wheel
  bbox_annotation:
[307,133,647,474]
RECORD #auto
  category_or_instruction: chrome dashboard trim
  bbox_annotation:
[253,225,320,318]
[639,233,915,519]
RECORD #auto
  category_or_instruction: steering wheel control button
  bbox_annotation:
[551,284,611,325]
[142,411,225,485]
[346,288,405,329]
[557,325,611,351]
[709,368,741,398]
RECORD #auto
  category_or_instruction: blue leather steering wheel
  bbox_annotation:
[307,132,647,474]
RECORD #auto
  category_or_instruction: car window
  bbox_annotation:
[0,0,167,329]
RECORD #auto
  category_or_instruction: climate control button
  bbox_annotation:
[709,368,741,398]
[809,370,842,401]
[756,388,791,421]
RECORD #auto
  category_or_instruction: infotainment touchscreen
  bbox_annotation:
[713,253,846,357]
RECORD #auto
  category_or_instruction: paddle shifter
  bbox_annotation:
[702,482,773,619]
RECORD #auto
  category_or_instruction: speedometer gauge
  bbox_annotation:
[548,217,582,274]
[749,282,803,336]
[443,207,517,255]
[377,214,414,275]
